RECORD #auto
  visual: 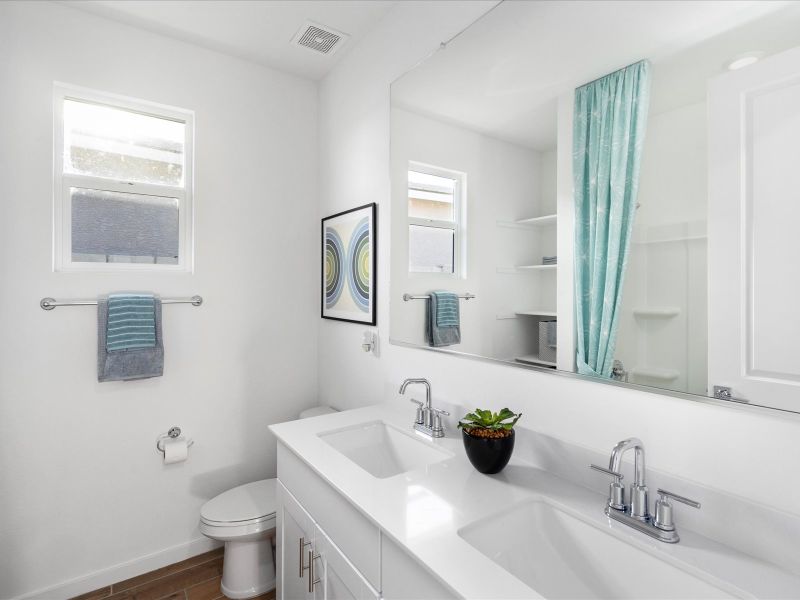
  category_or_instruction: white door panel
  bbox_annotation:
[708,44,800,410]
[314,524,379,600]
[278,482,315,600]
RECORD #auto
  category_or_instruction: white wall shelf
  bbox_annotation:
[630,367,680,381]
[497,264,558,273]
[632,235,707,245]
[632,307,681,318]
[515,354,557,368]
[496,214,557,229]
[516,309,557,317]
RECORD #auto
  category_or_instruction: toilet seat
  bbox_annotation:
[200,479,277,543]
[200,514,276,542]
[200,479,277,528]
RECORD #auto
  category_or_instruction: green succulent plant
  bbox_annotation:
[457,408,522,431]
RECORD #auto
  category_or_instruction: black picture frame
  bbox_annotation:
[321,202,377,325]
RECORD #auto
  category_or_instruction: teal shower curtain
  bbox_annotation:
[573,60,651,378]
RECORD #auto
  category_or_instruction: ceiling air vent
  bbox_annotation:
[292,21,348,55]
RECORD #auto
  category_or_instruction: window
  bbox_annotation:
[407,163,465,275]
[54,84,194,271]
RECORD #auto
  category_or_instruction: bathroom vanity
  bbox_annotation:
[270,405,800,599]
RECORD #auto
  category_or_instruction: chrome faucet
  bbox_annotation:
[590,438,701,543]
[609,437,649,520]
[399,378,449,438]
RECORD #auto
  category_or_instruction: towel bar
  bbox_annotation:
[40,295,203,310]
[402,293,475,301]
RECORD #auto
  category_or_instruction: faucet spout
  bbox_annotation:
[609,437,649,520]
[609,437,645,486]
[399,378,431,408]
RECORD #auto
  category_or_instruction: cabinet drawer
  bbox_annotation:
[278,442,381,590]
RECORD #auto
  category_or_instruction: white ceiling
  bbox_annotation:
[391,0,797,151]
[62,0,396,80]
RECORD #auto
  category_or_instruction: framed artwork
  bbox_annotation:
[321,203,377,325]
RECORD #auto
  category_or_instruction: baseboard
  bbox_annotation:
[13,537,223,600]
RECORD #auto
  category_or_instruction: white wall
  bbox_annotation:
[317,0,800,523]
[0,3,318,598]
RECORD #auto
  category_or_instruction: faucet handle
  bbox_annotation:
[431,407,449,435]
[589,464,626,510]
[656,489,701,508]
[654,489,700,532]
[589,464,624,480]
[409,398,424,424]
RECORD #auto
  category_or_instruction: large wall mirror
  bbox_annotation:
[389,1,800,414]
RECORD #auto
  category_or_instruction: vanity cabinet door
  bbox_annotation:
[278,482,315,600]
[313,524,380,600]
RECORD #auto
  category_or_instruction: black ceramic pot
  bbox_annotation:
[462,428,515,474]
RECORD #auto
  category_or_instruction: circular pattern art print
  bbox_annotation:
[347,217,371,312]
[321,204,376,324]
[325,228,345,309]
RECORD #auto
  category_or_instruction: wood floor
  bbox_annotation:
[70,548,276,600]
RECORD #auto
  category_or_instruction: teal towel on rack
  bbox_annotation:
[426,291,461,348]
[433,291,460,327]
[106,293,156,351]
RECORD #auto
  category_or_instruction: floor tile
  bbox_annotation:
[113,548,223,593]
[185,577,223,600]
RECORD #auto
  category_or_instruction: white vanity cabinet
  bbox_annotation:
[276,442,457,600]
[278,481,379,600]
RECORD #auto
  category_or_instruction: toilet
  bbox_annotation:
[199,406,337,599]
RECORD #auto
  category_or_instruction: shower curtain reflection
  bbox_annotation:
[573,60,651,378]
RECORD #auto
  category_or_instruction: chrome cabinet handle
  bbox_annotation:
[308,549,321,593]
[657,488,701,509]
[298,537,311,578]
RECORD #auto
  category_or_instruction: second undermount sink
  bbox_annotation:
[459,500,747,600]
[319,420,452,479]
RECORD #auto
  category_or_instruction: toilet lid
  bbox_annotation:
[201,479,277,524]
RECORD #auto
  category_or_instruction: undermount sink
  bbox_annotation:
[459,500,746,600]
[318,420,452,479]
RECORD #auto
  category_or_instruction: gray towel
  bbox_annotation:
[98,296,164,382]
[426,292,461,347]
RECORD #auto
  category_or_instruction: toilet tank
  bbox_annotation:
[299,405,337,419]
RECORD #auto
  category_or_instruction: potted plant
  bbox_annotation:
[458,408,522,474]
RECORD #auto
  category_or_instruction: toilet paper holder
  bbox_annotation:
[156,426,194,454]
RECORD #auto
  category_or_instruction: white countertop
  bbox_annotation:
[270,403,800,599]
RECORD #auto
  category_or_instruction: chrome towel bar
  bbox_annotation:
[40,295,203,310]
[402,293,475,301]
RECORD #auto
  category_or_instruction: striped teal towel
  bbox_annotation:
[106,293,156,351]
[432,291,460,327]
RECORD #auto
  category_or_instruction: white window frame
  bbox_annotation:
[407,161,466,278]
[53,83,195,272]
